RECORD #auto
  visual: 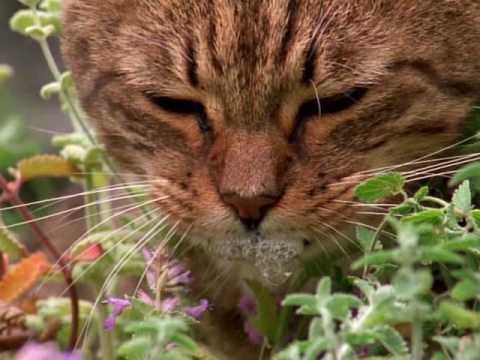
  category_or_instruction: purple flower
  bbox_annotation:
[16,342,81,360]
[104,297,131,331]
[142,248,192,290]
[238,296,264,345]
[185,299,209,320]
[161,297,180,312]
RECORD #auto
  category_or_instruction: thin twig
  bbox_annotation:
[0,174,79,350]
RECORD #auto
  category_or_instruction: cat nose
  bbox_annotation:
[221,193,280,230]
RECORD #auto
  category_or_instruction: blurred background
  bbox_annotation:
[1,1,82,249]
[1,0,70,156]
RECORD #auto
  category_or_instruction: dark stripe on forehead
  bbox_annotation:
[276,0,299,66]
[207,1,222,74]
[186,38,199,87]
[392,60,480,98]
[82,71,123,110]
[303,33,318,83]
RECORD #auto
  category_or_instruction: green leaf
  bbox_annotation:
[414,186,429,202]
[471,210,480,228]
[0,65,14,85]
[402,209,445,226]
[40,81,60,99]
[356,226,377,253]
[40,0,62,13]
[117,336,151,360]
[452,181,472,213]
[282,294,317,308]
[316,277,332,298]
[304,338,330,360]
[325,294,362,320]
[352,250,396,269]
[355,173,405,203]
[441,235,480,251]
[451,163,480,186]
[373,326,409,356]
[393,268,432,300]
[0,220,27,260]
[246,279,279,343]
[439,302,480,329]
[452,279,480,301]
[17,154,77,181]
[420,247,465,265]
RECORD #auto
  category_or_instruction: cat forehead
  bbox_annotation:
[101,1,397,89]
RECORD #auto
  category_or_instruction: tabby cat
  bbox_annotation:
[62,1,480,357]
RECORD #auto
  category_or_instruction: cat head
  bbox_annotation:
[62,0,480,285]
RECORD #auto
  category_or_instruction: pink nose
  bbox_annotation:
[221,193,280,230]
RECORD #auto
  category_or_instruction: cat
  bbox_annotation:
[62,0,480,358]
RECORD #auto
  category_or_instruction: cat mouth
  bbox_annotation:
[205,232,305,288]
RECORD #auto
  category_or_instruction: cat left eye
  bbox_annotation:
[146,95,211,133]
[298,87,368,119]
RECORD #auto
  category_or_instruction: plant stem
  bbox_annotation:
[412,317,424,360]
[96,296,115,360]
[0,175,79,350]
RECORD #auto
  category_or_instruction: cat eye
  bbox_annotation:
[298,87,368,119]
[147,95,211,133]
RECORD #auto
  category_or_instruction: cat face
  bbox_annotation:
[63,0,480,285]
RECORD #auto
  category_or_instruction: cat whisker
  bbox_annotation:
[1,192,152,229]
[0,181,154,212]
[80,214,170,350]
[39,206,161,299]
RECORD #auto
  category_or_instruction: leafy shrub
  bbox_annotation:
[1,1,480,359]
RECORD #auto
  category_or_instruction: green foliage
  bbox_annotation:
[4,0,480,360]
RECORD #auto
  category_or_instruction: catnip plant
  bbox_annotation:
[1,1,480,359]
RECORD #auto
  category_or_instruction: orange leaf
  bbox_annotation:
[0,253,51,303]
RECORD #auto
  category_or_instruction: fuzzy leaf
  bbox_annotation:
[393,268,432,300]
[325,294,362,320]
[352,250,396,269]
[452,181,472,213]
[414,186,429,202]
[442,235,480,251]
[451,163,480,186]
[471,210,480,228]
[439,302,480,329]
[246,279,279,343]
[373,326,409,355]
[355,173,405,203]
[356,226,377,253]
[452,279,480,301]
[0,220,27,260]
[17,154,77,181]
[117,336,150,360]
[0,252,50,303]
[402,209,444,225]
[0,64,14,84]
[420,247,465,265]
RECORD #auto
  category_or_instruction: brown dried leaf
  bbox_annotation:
[0,253,51,303]
[17,155,78,181]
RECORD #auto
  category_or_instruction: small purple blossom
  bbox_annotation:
[161,297,180,312]
[104,297,131,331]
[16,342,81,360]
[185,299,209,320]
[238,296,264,345]
[142,248,192,289]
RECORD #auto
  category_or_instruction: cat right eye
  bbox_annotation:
[146,95,212,133]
